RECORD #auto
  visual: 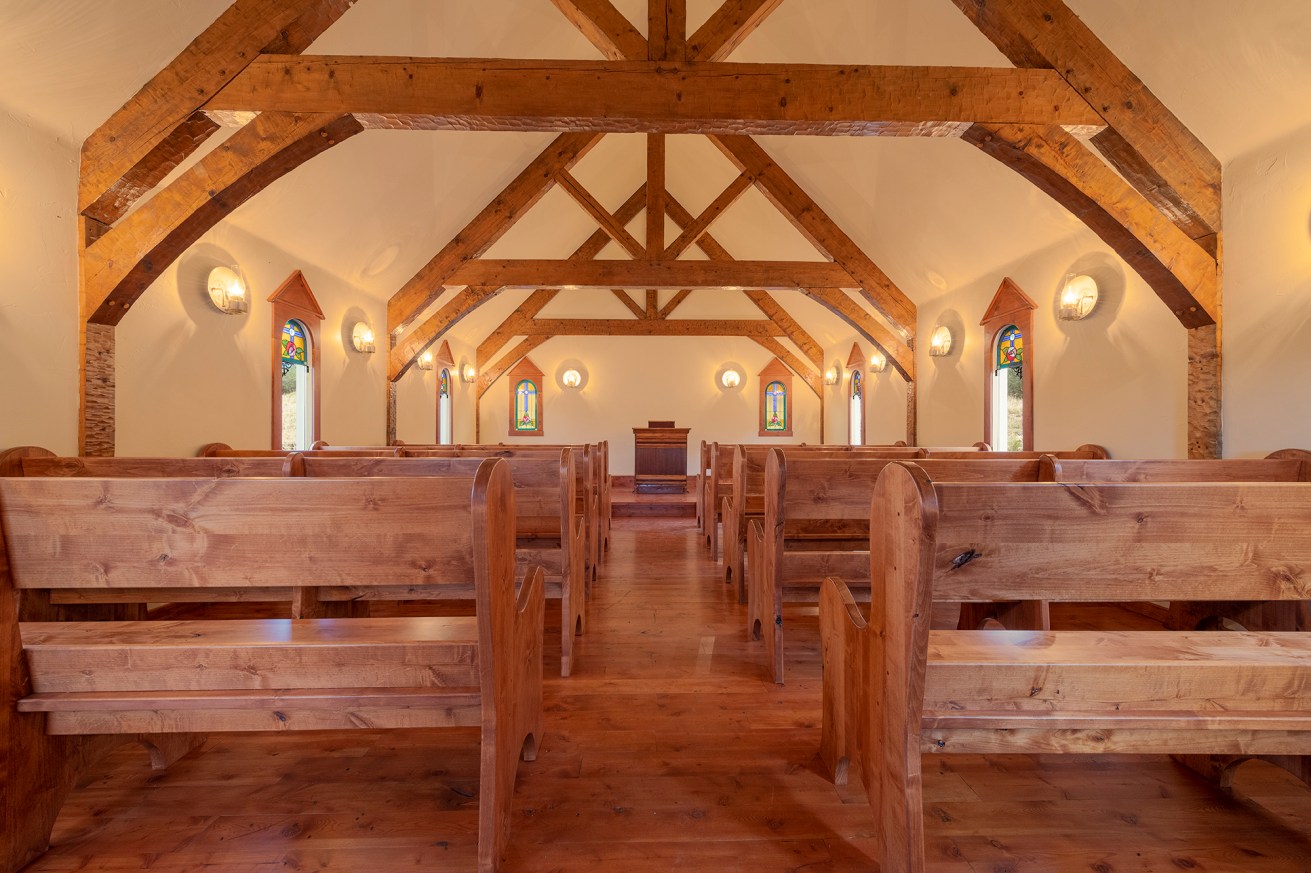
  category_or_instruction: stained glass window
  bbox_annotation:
[514,379,538,432]
[996,324,1023,371]
[281,320,308,375]
[764,381,787,432]
[439,369,450,398]
[851,370,862,399]
[849,370,864,446]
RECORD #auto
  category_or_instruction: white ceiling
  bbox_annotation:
[3,0,1309,334]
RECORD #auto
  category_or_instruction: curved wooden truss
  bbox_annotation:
[76,0,1222,457]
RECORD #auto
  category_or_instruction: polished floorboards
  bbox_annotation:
[27,516,1311,871]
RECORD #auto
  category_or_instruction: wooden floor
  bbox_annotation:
[27,516,1311,871]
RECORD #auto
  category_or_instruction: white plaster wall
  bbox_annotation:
[0,113,79,454]
[915,234,1187,459]
[1222,122,1311,458]
[477,336,822,475]
[820,336,911,446]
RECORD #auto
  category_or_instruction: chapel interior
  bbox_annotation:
[3,1,1311,870]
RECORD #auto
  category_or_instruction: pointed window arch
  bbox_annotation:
[432,341,456,445]
[980,278,1036,451]
[269,271,323,450]
[758,357,793,437]
[507,356,545,437]
[846,343,866,446]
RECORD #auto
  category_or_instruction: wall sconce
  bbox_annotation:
[869,351,887,373]
[206,266,248,315]
[823,366,839,385]
[351,322,376,353]
[1058,274,1100,321]
[562,368,582,388]
[461,363,477,383]
[720,367,742,389]
[928,325,953,357]
[417,350,435,371]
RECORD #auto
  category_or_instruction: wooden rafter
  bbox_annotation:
[658,290,693,318]
[617,290,649,319]
[649,0,687,62]
[523,319,783,337]
[80,0,356,225]
[471,185,648,373]
[689,0,787,61]
[83,112,362,326]
[711,134,917,335]
[387,131,603,339]
[963,123,1217,327]
[754,337,822,398]
[446,259,855,289]
[664,172,752,258]
[951,0,1220,241]
[801,288,915,382]
[389,286,502,381]
[557,171,646,258]
[477,337,550,398]
[645,291,660,319]
[208,59,1106,137]
[647,135,666,257]
[548,0,647,62]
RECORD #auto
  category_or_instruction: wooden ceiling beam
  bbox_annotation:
[618,290,649,319]
[548,0,648,62]
[951,0,1220,240]
[557,170,647,258]
[754,337,823,398]
[963,123,1217,328]
[446,259,855,289]
[468,185,647,375]
[801,288,915,382]
[658,289,694,318]
[478,337,550,398]
[645,291,660,319]
[386,131,604,336]
[208,58,1106,136]
[523,319,783,337]
[647,135,667,257]
[664,172,752,258]
[650,0,687,61]
[710,133,918,336]
[80,0,356,225]
[689,0,786,61]
[390,286,503,381]
[83,112,363,326]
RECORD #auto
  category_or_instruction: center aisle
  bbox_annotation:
[502,515,879,870]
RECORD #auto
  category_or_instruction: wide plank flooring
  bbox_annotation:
[27,516,1311,871]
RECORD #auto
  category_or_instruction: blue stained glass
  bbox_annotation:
[764,381,787,432]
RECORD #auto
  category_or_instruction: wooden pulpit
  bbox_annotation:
[632,421,691,493]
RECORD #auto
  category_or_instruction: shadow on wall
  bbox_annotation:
[1051,253,1126,337]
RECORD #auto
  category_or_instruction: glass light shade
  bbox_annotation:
[417,351,434,370]
[461,364,477,383]
[928,325,953,357]
[1059,274,1099,320]
[869,352,887,373]
[562,368,582,388]
[351,322,376,353]
[207,266,248,314]
[720,369,741,389]
[824,368,838,385]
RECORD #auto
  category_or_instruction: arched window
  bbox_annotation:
[846,342,866,446]
[269,270,323,450]
[979,277,1035,451]
[506,356,545,437]
[991,325,1024,451]
[280,319,313,450]
[438,368,453,445]
[757,357,793,437]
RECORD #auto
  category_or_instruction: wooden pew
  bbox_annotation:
[296,452,588,676]
[819,463,1311,873]
[721,445,926,600]
[198,442,401,458]
[922,443,1110,460]
[702,442,736,557]
[694,440,710,529]
[1,461,542,873]
[750,451,1049,683]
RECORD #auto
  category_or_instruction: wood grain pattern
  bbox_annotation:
[688,0,786,61]
[445,258,856,291]
[548,0,647,62]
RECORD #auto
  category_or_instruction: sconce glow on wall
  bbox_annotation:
[823,363,841,385]
[562,368,582,388]
[720,367,742,389]
[461,363,477,383]
[207,266,248,315]
[351,322,376,353]
[869,351,887,373]
[1058,274,1100,321]
[417,350,435,371]
[928,325,954,357]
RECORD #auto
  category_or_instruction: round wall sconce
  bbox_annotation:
[823,362,842,385]
[928,325,954,357]
[417,350,435,371]
[869,351,887,373]
[720,367,742,389]
[206,266,248,315]
[1058,274,1100,321]
[562,368,582,388]
[351,322,376,354]
[461,363,477,383]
